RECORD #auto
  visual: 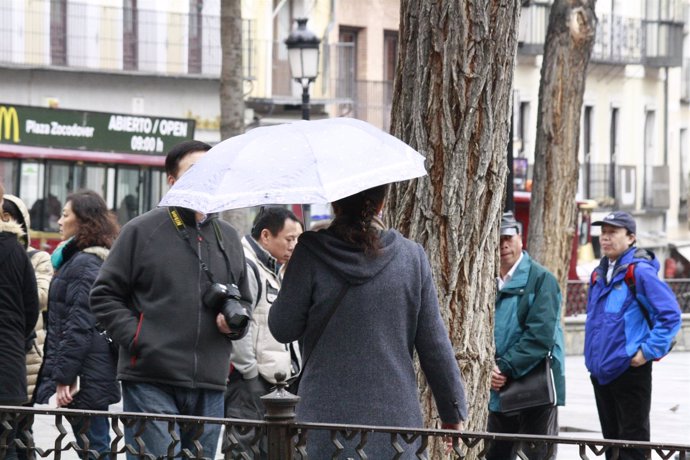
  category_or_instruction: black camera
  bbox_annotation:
[203,283,250,340]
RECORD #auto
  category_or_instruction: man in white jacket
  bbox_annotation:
[224,207,302,455]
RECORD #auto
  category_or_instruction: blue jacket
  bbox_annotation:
[491,252,566,412]
[585,247,681,385]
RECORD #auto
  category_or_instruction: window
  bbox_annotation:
[123,0,138,70]
[609,107,619,201]
[28,162,70,231]
[383,30,398,82]
[50,0,67,66]
[644,109,656,207]
[0,159,19,195]
[518,101,531,156]
[583,105,594,198]
[115,167,142,225]
[338,27,359,100]
[680,128,688,219]
[188,0,203,74]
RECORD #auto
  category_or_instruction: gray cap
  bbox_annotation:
[500,211,522,236]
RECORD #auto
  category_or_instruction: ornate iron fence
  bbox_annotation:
[567,278,690,316]
[1,404,688,459]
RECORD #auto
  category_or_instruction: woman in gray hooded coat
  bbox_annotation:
[268,185,467,458]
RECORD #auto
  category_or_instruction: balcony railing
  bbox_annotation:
[592,15,645,64]
[519,2,684,66]
[0,2,249,78]
[581,162,616,208]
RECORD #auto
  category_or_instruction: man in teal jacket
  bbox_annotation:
[486,211,566,460]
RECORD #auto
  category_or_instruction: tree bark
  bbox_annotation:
[527,0,597,291]
[220,0,244,140]
[388,1,521,456]
[219,0,251,234]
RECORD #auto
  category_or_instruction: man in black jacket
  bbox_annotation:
[90,141,253,459]
[0,183,39,459]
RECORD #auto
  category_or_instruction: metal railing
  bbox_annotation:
[566,278,690,316]
[1,404,688,460]
[518,3,684,67]
[566,280,589,316]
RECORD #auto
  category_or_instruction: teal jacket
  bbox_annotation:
[490,251,566,412]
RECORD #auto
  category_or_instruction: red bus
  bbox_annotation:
[512,190,597,281]
[0,103,194,251]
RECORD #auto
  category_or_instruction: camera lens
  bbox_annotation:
[222,299,250,340]
[203,282,250,340]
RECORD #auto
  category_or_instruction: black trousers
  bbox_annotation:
[591,361,652,460]
[223,372,272,459]
[486,405,559,460]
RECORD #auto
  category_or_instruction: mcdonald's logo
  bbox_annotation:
[0,106,20,143]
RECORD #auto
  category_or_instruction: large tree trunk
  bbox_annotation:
[527,0,597,290]
[219,0,252,234]
[220,0,244,140]
[387,1,521,456]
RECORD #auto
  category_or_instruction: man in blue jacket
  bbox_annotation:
[586,211,681,460]
[487,211,566,460]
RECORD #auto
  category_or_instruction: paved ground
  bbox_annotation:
[558,351,690,459]
[27,352,690,459]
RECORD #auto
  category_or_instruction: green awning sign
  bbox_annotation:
[0,103,196,155]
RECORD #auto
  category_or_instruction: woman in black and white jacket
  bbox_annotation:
[36,190,120,455]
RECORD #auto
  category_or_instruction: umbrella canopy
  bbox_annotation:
[159,117,427,214]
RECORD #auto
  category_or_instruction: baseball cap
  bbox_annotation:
[500,211,522,236]
[592,211,636,234]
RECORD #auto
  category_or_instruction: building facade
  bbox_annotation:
[2,0,690,264]
[514,0,690,270]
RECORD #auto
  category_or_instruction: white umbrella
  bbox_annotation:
[159,117,427,214]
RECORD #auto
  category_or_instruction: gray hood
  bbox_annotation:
[296,228,403,285]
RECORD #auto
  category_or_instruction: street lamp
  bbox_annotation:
[284,18,321,120]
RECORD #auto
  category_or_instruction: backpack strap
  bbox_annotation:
[27,249,39,259]
[245,258,262,308]
[623,262,653,328]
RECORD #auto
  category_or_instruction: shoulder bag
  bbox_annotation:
[498,354,556,413]
[498,264,556,413]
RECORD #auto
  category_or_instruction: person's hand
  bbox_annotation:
[630,349,648,367]
[56,383,74,407]
[216,313,231,335]
[491,365,507,391]
[441,422,462,454]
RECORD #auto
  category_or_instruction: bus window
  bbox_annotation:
[30,162,70,232]
[148,169,167,209]
[116,167,142,225]
[20,162,43,210]
[0,159,19,193]
[106,167,116,210]
[47,162,72,205]
[75,164,108,198]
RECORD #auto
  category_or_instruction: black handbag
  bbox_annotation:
[498,356,556,414]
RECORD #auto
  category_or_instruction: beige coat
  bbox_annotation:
[3,194,54,398]
[25,250,52,397]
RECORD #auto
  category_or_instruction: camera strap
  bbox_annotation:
[168,207,234,285]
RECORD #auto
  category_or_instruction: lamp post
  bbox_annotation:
[284,18,321,120]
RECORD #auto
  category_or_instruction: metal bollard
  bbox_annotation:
[261,372,300,460]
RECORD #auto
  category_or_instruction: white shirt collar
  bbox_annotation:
[497,252,524,290]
